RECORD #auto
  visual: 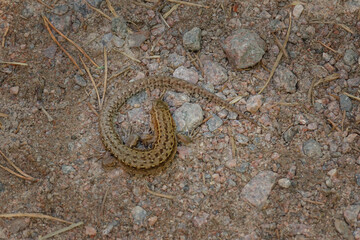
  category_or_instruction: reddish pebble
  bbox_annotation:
[85,226,97,237]
[10,86,19,95]
[148,216,158,227]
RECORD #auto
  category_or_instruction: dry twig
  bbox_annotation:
[0,61,28,66]
[85,1,112,20]
[39,221,83,240]
[146,188,175,200]
[343,92,360,102]
[80,56,101,107]
[101,46,108,108]
[0,149,37,181]
[0,213,72,224]
[1,23,9,48]
[106,0,118,17]
[167,0,209,8]
[163,4,180,18]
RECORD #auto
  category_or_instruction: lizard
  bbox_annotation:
[99,76,257,175]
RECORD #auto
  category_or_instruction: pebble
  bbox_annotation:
[111,17,128,38]
[128,31,150,48]
[325,178,333,188]
[173,66,199,84]
[164,91,190,107]
[278,178,291,188]
[223,29,266,69]
[285,223,313,237]
[203,60,228,85]
[347,77,360,89]
[43,44,57,59]
[356,173,360,186]
[0,182,4,193]
[192,212,209,227]
[327,168,337,178]
[8,218,30,234]
[206,114,223,132]
[61,165,75,174]
[112,35,125,48]
[183,27,201,51]
[168,53,186,68]
[343,49,358,66]
[225,159,237,168]
[85,226,97,237]
[173,103,203,132]
[148,216,158,227]
[293,4,304,18]
[334,219,354,240]
[339,94,352,112]
[235,133,249,145]
[10,86,19,95]
[283,126,299,143]
[74,74,87,87]
[303,139,322,158]
[295,114,308,125]
[344,205,360,227]
[52,4,69,15]
[241,171,278,207]
[238,162,250,173]
[274,66,298,93]
[246,95,263,114]
[102,220,119,235]
[131,206,147,225]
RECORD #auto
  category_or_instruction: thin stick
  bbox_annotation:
[258,12,291,94]
[87,102,99,117]
[0,164,35,181]
[43,16,99,68]
[1,23,9,48]
[85,1,112,20]
[0,149,37,181]
[80,56,101,107]
[341,110,346,132]
[0,61,28,66]
[132,1,153,9]
[146,188,175,200]
[308,78,316,104]
[272,33,289,58]
[42,16,81,71]
[159,13,170,28]
[106,0,119,17]
[167,0,209,8]
[0,113,9,118]
[0,213,73,224]
[163,4,180,18]
[39,221,84,240]
[314,73,340,87]
[101,46,108,108]
[41,106,54,122]
[317,41,339,54]
[302,198,325,205]
[327,119,341,132]
[343,92,360,102]
[36,0,53,9]
[100,187,110,216]
[117,50,141,63]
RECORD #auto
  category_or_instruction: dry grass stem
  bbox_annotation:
[159,13,170,28]
[314,73,340,87]
[1,23,9,47]
[258,12,292,94]
[132,1,153,9]
[0,113,9,118]
[42,16,81,71]
[163,4,180,18]
[302,198,325,205]
[0,149,37,181]
[105,66,131,83]
[317,41,339,54]
[327,119,341,132]
[106,0,118,17]
[80,56,101,107]
[117,50,141,63]
[229,95,244,104]
[100,187,110,217]
[308,78,316,104]
[39,221,84,240]
[143,55,161,59]
[85,1,112,20]
[87,102,99,117]
[36,0,53,9]
[275,102,300,106]
[0,213,73,224]
[167,0,209,8]
[43,16,99,68]
[343,92,360,102]
[146,188,175,200]
[341,110,346,132]
[0,61,28,66]
[41,106,54,122]
[101,46,108,108]
[272,33,289,58]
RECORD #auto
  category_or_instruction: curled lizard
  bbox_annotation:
[99,76,257,174]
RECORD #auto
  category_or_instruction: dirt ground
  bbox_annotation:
[0,0,360,239]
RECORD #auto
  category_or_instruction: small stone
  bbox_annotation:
[206,114,223,132]
[192,212,209,227]
[74,74,87,87]
[168,53,186,68]
[274,65,298,93]
[327,169,337,178]
[303,139,322,158]
[293,4,304,18]
[10,86,19,95]
[323,52,332,62]
[343,49,359,66]
[278,178,291,188]
[53,4,69,15]
[8,218,30,233]
[344,205,360,227]
[356,173,360,186]
[283,126,299,143]
[225,159,237,168]
[112,35,125,48]
[148,216,158,227]
[131,206,147,224]
[43,44,57,59]
[164,91,190,107]
[339,94,352,112]
[111,17,128,38]
[246,95,263,114]
[241,171,278,207]
[348,77,360,89]
[307,123,318,130]
[325,178,333,188]
[85,226,97,237]
[295,114,308,125]
[0,182,4,193]
[102,220,119,235]
[269,19,286,32]
[203,60,228,85]
[235,133,249,145]
[61,165,75,174]
[173,66,199,84]
[128,31,150,48]
[183,27,201,51]
[173,103,203,132]
[334,219,354,240]
[223,29,266,69]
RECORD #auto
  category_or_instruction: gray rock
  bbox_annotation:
[74,74,87,87]
[168,53,186,68]
[192,212,209,227]
[246,95,263,114]
[344,205,360,226]
[235,133,249,145]
[241,171,278,207]
[128,31,150,48]
[339,94,352,112]
[49,15,72,32]
[127,91,147,106]
[303,139,322,158]
[8,219,30,234]
[43,44,57,59]
[356,173,360,186]
[292,4,304,18]
[173,66,199,84]
[102,33,113,47]
[278,178,291,188]
[343,49,359,66]
[203,60,228,85]
[183,27,201,51]
[206,114,223,132]
[334,219,354,240]
[21,3,34,18]
[0,182,4,193]
[345,0,360,12]
[112,17,128,38]
[53,5,69,15]
[347,77,360,89]
[112,35,125,48]
[173,103,203,132]
[62,165,75,174]
[274,65,298,93]
[164,91,190,107]
[102,220,119,235]
[223,29,266,69]
[131,206,147,224]
[269,19,286,32]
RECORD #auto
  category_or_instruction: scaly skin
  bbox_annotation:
[99,76,256,174]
